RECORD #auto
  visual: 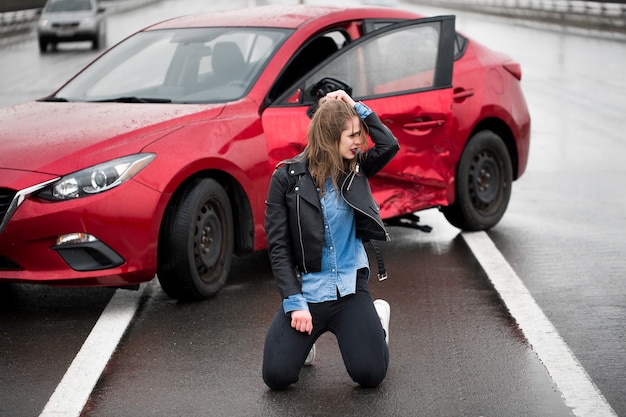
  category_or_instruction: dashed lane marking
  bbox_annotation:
[462,231,617,417]
[38,283,149,417]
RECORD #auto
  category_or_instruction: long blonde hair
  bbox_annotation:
[306,97,367,193]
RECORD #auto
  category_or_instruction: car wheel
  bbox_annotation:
[158,178,234,301]
[38,39,47,53]
[442,130,512,231]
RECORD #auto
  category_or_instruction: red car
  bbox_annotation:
[0,5,530,300]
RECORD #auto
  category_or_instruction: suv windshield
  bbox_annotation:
[54,27,289,104]
[45,0,93,12]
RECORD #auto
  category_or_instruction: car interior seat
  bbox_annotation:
[212,41,247,85]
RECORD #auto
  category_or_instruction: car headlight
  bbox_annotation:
[37,153,155,201]
[79,16,96,29]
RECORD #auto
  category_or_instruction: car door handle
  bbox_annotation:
[453,87,474,102]
[402,119,446,135]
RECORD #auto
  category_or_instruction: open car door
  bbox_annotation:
[262,15,456,220]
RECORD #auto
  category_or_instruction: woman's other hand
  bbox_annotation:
[290,310,313,335]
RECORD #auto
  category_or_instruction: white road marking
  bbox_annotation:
[462,231,617,417]
[38,283,148,417]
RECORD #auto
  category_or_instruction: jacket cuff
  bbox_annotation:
[283,293,309,314]
[354,101,372,120]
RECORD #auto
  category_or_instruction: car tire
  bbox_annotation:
[157,178,234,301]
[442,130,512,231]
[38,39,47,53]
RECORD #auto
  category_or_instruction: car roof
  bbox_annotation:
[144,5,420,31]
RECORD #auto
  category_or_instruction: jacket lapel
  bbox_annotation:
[289,157,321,211]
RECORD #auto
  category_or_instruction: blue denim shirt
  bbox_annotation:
[282,102,372,314]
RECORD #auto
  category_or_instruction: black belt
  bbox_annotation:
[369,240,388,281]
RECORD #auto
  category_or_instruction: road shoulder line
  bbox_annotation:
[462,231,617,417]
[38,284,148,417]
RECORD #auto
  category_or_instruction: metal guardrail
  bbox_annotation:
[412,0,626,33]
[0,0,159,41]
[0,8,39,37]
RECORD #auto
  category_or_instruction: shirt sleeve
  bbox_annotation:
[354,101,372,120]
[283,293,309,314]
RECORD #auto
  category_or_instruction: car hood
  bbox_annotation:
[0,101,224,175]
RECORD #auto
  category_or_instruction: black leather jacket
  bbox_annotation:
[264,112,399,299]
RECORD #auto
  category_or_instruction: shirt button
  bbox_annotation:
[295,186,299,191]
[290,170,295,174]
[329,246,333,250]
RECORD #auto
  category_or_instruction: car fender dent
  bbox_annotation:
[446,176,456,205]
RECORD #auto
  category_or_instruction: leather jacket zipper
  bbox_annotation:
[296,190,308,273]
[341,174,390,241]
[346,163,359,191]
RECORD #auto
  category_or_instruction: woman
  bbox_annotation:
[262,90,399,390]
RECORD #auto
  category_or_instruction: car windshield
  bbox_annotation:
[53,27,290,104]
[45,0,92,12]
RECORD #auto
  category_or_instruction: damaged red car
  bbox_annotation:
[0,5,530,300]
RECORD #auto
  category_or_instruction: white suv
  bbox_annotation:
[37,0,106,52]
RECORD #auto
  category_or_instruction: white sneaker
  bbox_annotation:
[373,299,390,344]
[304,344,316,366]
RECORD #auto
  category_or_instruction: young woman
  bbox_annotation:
[262,90,399,390]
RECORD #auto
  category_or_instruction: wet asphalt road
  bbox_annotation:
[82,225,574,417]
[0,219,574,417]
[1,0,625,416]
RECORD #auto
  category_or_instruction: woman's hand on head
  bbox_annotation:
[290,310,313,335]
[325,89,356,107]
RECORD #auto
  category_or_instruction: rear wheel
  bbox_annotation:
[158,178,234,301]
[442,130,512,231]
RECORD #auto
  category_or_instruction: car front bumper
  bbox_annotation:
[0,176,164,287]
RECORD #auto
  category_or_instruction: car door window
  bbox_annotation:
[301,19,451,103]
[364,19,468,59]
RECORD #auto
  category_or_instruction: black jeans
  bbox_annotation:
[262,271,389,390]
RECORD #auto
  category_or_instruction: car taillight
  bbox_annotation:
[503,62,522,81]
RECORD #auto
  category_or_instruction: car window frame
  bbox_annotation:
[270,15,456,107]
